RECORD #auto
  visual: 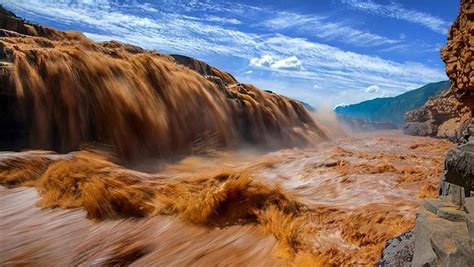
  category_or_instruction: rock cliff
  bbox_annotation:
[405,1,474,265]
[441,0,474,96]
[404,0,474,138]
[404,89,472,139]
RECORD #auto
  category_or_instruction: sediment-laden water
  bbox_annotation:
[0,131,452,266]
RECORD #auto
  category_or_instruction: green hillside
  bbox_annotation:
[334,81,450,127]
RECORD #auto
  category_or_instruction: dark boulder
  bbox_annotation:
[377,231,415,267]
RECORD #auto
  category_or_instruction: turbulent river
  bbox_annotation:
[0,130,452,266]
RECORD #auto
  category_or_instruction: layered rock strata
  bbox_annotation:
[404,89,472,139]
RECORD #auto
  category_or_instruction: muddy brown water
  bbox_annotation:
[0,131,452,266]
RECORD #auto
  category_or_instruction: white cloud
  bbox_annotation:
[203,15,242,25]
[262,12,322,30]
[243,70,253,74]
[365,85,380,93]
[262,12,399,47]
[260,35,443,82]
[250,55,274,67]
[137,3,158,13]
[341,0,450,34]
[271,56,303,71]
[250,55,303,71]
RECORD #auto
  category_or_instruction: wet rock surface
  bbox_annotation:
[410,124,474,266]
[413,122,474,266]
[377,231,415,267]
[383,196,474,266]
[444,143,474,194]
[412,198,474,266]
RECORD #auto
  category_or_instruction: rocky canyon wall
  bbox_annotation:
[442,0,474,97]
[404,0,474,138]
[404,89,472,139]
[408,1,474,265]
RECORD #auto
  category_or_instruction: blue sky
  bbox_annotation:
[1,0,459,108]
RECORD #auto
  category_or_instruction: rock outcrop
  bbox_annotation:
[404,0,474,139]
[441,0,474,96]
[0,6,328,162]
[404,89,472,139]
[408,1,474,266]
[412,198,474,266]
[377,231,415,266]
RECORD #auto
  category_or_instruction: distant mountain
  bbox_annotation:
[334,81,450,127]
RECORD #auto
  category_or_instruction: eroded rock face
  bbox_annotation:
[404,89,472,139]
[441,0,474,95]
